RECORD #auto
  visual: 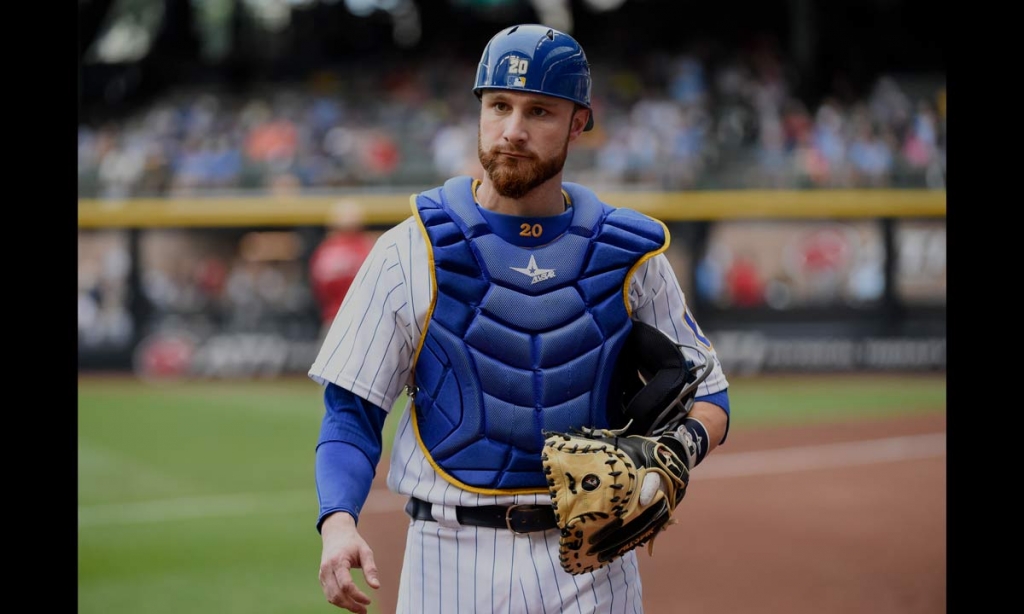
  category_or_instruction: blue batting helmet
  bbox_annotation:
[473,24,594,131]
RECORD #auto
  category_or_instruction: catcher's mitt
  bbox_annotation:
[541,426,689,575]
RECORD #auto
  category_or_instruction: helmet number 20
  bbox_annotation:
[508,57,530,75]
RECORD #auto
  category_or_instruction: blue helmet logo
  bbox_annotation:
[474,24,594,131]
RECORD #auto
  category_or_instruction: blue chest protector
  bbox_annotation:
[410,176,668,494]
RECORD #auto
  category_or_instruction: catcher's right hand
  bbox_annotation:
[541,427,690,575]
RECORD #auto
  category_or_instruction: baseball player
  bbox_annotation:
[308,201,376,333]
[310,24,732,613]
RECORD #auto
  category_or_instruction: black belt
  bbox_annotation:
[404,497,557,534]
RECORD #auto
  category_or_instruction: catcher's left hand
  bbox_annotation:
[541,426,689,575]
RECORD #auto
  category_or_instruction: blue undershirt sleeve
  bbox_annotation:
[314,382,389,532]
[694,389,731,444]
[695,390,730,416]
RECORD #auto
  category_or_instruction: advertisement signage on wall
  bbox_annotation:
[895,220,946,305]
[695,220,889,310]
[79,216,946,377]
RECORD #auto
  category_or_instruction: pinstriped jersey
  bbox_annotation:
[308,196,729,509]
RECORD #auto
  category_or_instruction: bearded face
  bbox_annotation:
[477,132,570,199]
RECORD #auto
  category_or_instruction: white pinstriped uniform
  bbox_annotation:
[309,212,730,614]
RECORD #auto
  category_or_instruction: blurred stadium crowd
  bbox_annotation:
[78,40,946,198]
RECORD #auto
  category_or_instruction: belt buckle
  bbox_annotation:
[505,504,532,534]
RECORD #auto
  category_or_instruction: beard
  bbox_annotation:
[478,133,569,199]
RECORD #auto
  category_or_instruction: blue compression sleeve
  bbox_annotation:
[695,390,730,416]
[695,389,731,444]
[315,383,389,532]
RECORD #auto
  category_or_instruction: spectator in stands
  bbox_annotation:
[847,113,895,187]
[77,52,946,195]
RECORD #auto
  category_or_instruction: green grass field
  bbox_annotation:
[78,373,945,613]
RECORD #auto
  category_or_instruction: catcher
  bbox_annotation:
[542,320,728,575]
[310,23,731,614]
